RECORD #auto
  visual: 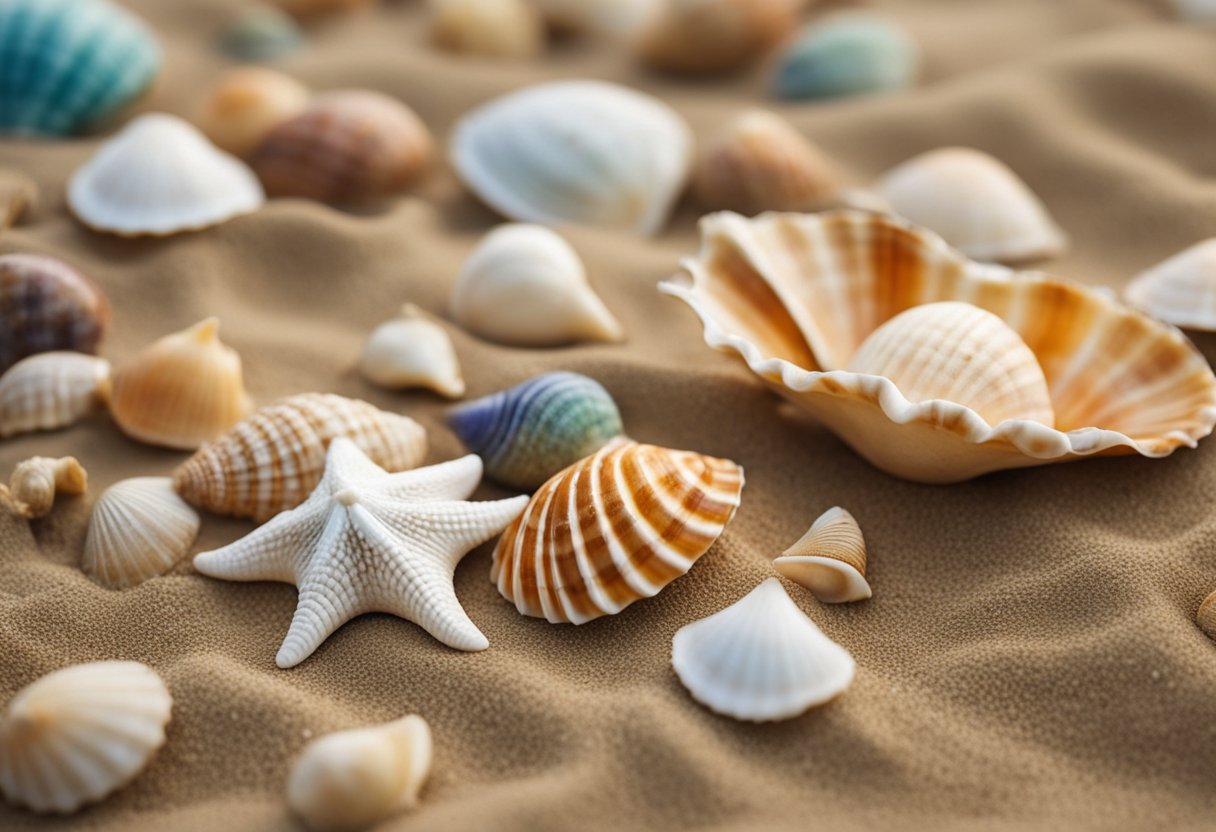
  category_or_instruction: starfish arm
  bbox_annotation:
[381,567,489,652]
[193,507,325,583]
[275,578,363,668]
[379,455,485,502]
[321,437,394,488]
[374,495,530,568]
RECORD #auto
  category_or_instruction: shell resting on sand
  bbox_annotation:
[358,304,465,398]
[0,254,110,373]
[1125,238,1216,331]
[774,507,871,603]
[4,456,86,519]
[0,352,111,439]
[84,478,201,590]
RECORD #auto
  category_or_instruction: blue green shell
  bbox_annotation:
[772,14,917,101]
[219,5,302,62]
[0,0,161,136]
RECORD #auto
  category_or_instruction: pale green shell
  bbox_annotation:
[772,13,917,101]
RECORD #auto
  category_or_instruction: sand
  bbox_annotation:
[3,0,1216,829]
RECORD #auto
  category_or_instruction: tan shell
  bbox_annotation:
[492,438,744,624]
[430,0,545,59]
[531,0,659,36]
[172,392,428,522]
[270,0,369,19]
[637,0,800,74]
[0,168,37,231]
[359,304,465,398]
[0,254,110,373]
[194,66,311,158]
[84,478,201,590]
[774,507,871,603]
[110,318,253,451]
[1198,590,1216,642]
[0,352,111,439]
[1124,239,1216,331]
[4,457,87,519]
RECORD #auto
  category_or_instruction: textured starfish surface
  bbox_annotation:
[194,438,529,668]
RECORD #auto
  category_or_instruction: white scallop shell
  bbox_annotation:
[0,661,172,814]
[359,304,465,397]
[83,477,201,590]
[0,352,111,439]
[68,113,265,236]
[671,578,855,722]
[1124,238,1216,331]
[451,80,693,236]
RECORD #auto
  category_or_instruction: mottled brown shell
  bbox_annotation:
[0,254,110,373]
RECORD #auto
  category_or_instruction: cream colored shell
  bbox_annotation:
[530,0,659,35]
[774,506,871,603]
[429,0,545,59]
[0,352,111,439]
[84,477,201,590]
[359,304,465,398]
[194,66,311,157]
[4,456,86,519]
[1198,590,1216,641]
[1125,238,1216,331]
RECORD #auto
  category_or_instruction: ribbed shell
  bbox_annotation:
[0,254,110,373]
[491,438,744,624]
[0,352,111,439]
[84,478,201,590]
[6,456,87,519]
[172,393,428,522]
[430,0,545,59]
[774,506,871,603]
[358,304,465,398]
[637,0,799,75]
[194,66,311,158]
[0,661,172,814]
[1125,239,1216,331]
[219,4,303,61]
[0,0,160,136]
[772,12,918,101]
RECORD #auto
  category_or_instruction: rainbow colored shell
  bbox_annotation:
[0,254,110,373]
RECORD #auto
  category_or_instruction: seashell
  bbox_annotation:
[173,392,428,522]
[774,507,871,603]
[771,12,918,101]
[0,254,110,373]
[451,80,694,236]
[194,66,311,158]
[693,110,840,215]
[288,715,432,832]
[875,147,1068,264]
[110,318,253,451]
[359,304,465,398]
[1198,590,1216,642]
[68,113,265,237]
[671,577,855,722]
[452,223,623,346]
[492,438,744,623]
[659,210,1216,483]
[0,661,172,814]
[270,0,369,19]
[1176,0,1216,22]
[430,0,545,59]
[637,0,800,75]
[219,4,304,61]
[1125,239,1216,331]
[0,0,160,136]
[83,478,200,590]
[531,0,659,36]
[449,372,623,489]
[249,91,434,204]
[0,352,111,439]
[5,456,87,519]
[0,168,37,231]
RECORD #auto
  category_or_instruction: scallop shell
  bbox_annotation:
[1198,590,1216,642]
[452,223,623,347]
[83,477,200,590]
[659,210,1216,483]
[68,113,265,236]
[531,0,659,35]
[671,577,855,722]
[0,254,110,373]
[0,661,172,814]
[288,715,432,832]
[359,304,464,398]
[270,0,369,19]
[451,80,694,236]
[219,4,303,61]
[5,456,87,519]
[195,66,311,158]
[110,318,253,451]
[637,0,800,75]
[0,352,111,439]
[0,0,160,136]
[1125,239,1216,330]
[249,91,434,204]
[430,0,545,59]
[491,438,744,623]
[449,371,624,489]
[876,147,1068,264]
[172,392,428,522]
[774,507,871,603]
[0,168,37,231]
[772,12,918,101]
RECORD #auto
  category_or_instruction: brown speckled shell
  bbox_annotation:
[0,254,110,373]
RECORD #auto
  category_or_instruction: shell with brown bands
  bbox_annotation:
[0,254,110,373]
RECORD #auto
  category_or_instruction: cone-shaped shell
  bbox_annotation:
[637,0,799,75]
[452,223,623,346]
[876,147,1067,264]
[430,0,545,59]
[5,456,86,519]
[492,438,744,623]
[671,578,855,721]
[110,318,253,451]
[194,66,311,158]
[359,304,464,398]
[0,353,111,439]
[1125,239,1216,331]
[83,478,201,590]
[172,392,428,522]
[1198,590,1216,641]
[451,80,693,236]
[219,4,303,61]
[288,715,432,832]
[774,507,871,603]
[0,661,171,814]
[0,0,160,136]
[772,12,918,101]
[0,254,110,373]
[659,210,1216,483]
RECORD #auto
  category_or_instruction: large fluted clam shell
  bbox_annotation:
[659,210,1216,483]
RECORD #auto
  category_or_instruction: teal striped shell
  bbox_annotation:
[0,0,161,135]
[772,14,918,101]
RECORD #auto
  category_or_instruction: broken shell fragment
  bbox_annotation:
[0,352,111,439]
[774,507,871,603]
[359,304,465,398]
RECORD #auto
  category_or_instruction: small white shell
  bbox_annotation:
[452,223,623,347]
[287,715,432,832]
[671,578,855,722]
[0,661,172,814]
[83,477,201,590]
[1125,239,1216,331]
[5,456,87,519]
[0,352,111,439]
[359,304,465,398]
[774,507,871,603]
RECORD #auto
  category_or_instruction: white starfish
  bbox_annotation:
[193,438,529,668]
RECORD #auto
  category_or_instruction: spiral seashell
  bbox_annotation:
[219,4,303,61]
[0,661,172,814]
[172,393,428,522]
[492,438,744,624]
[4,456,87,519]
[359,304,465,398]
[452,223,623,347]
[1125,238,1216,331]
[449,372,623,489]
[671,578,855,722]
[0,0,160,136]
[194,66,311,158]
[1198,590,1216,642]
[249,91,434,204]
[0,168,37,231]
[69,113,265,237]
[774,507,871,603]
[83,477,200,590]
[270,0,369,19]
[0,254,110,373]
[531,0,659,36]
[430,0,545,59]
[451,80,693,236]
[0,353,111,439]
[772,12,919,101]
[637,0,800,75]
[110,318,253,451]
[288,715,432,832]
